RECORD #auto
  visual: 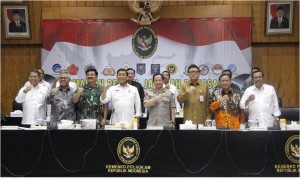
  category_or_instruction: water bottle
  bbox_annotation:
[132,118,138,130]
[255,119,259,127]
[212,119,216,127]
[46,104,52,129]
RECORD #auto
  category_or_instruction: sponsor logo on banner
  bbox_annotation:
[274,135,300,173]
[227,64,237,73]
[68,64,79,75]
[166,64,177,75]
[122,63,131,70]
[52,64,61,73]
[212,64,223,75]
[103,65,116,76]
[199,64,209,75]
[151,64,160,74]
[132,26,158,59]
[137,63,146,75]
[84,63,96,72]
[117,137,140,164]
[183,65,189,75]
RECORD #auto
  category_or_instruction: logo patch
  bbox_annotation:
[183,65,189,75]
[103,65,116,76]
[199,64,209,75]
[132,26,158,59]
[136,63,146,75]
[227,64,237,73]
[122,63,131,70]
[151,64,160,74]
[212,64,223,75]
[52,64,61,73]
[84,63,96,72]
[117,137,140,164]
[67,64,79,75]
[285,135,300,164]
[166,64,177,75]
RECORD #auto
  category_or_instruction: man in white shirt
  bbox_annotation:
[162,71,181,114]
[101,68,142,125]
[15,69,48,125]
[24,68,51,91]
[240,70,281,128]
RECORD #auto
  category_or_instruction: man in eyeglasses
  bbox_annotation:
[177,64,212,125]
[47,69,76,128]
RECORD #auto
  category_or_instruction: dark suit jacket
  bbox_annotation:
[9,21,27,32]
[129,81,145,113]
[270,17,289,29]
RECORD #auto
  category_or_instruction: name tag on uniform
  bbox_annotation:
[199,95,204,102]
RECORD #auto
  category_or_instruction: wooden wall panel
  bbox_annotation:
[32,1,42,43]
[1,1,299,44]
[1,0,299,115]
[1,45,41,115]
[252,43,299,107]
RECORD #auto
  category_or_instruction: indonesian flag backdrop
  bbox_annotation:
[42,18,252,91]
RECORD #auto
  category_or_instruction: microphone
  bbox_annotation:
[109,108,115,125]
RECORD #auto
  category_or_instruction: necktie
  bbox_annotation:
[279,18,282,27]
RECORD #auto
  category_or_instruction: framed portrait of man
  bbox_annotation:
[2,5,30,38]
[265,1,293,35]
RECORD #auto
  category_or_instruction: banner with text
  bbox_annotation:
[42,18,252,90]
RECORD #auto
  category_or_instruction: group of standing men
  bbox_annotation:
[15,64,281,129]
[178,64,280,129]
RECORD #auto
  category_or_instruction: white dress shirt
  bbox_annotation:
[15,84,48,125]
[163,83,181,113]
[240,84,281,128]
[100,84,142,124]
[56,81,77,93]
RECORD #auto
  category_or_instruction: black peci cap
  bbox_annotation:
[12,9,21,15]
[276,6,284,11]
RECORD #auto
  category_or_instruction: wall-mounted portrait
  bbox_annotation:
[2,5,30,38]
[265,1,293,35]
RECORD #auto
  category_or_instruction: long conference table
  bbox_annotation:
[1,128,299,177]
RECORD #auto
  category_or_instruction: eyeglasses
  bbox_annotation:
[188,70,199,74]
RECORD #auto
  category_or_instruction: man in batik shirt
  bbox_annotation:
[47,70,76,128]
[209,74,245,129]
[72,68,108,128]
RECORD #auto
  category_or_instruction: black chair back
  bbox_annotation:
[12,100,23,111]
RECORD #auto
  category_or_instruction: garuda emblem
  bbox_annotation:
[137,35,152,51]
[122,145,135,158]
[128,0,163,25]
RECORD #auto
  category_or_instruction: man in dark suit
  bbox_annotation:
[9,10,27,33]
[126,68,145,113]
[270,6,289,29]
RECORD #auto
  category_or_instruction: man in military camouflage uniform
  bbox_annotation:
[72,68,108,128]
[144,73,176,127]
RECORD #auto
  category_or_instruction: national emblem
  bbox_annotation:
[128,0,163,25]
